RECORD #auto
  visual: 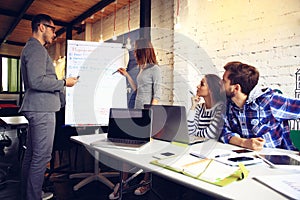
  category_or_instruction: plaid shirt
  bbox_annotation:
[220,88,300,150]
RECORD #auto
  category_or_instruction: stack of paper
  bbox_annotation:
[254,174,300,199]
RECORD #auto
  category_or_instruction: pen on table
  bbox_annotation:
[182,158,210,168]
[215,153,231,158]
[189,152,207,159]
[112,70,118,75]
[255,154,276,168]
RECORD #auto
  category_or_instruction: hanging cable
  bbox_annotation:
[112,0,117,40]
[126,0,131,49]
[99,9,104,43]
[175,0,181,29]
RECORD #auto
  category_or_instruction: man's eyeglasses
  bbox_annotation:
[39,23,56,33]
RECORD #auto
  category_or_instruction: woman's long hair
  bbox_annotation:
[205,74,226,104]
[134,38,158,66]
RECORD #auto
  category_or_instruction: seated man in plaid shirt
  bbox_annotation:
[220,61,300,151]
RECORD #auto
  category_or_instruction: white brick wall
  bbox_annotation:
[151,0,175,105]
[92,0,140,42]
[49,0,300,108]
[174,0,300,102]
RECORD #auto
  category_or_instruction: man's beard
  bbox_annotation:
[226,90,234,98]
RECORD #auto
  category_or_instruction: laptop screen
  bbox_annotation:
[107,108,152,142]
[144,105,189,144]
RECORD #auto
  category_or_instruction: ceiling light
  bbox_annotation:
[99,34,104,43]
[175,16,181,29]
[126,37,131,49]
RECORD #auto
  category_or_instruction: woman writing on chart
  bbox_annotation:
[188,74,226,140]
[109,38,161,199]
[117,39,161,108]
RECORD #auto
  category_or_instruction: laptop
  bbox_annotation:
[90,108,152,151]
[143,105,207,145]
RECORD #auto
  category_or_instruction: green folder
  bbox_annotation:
[150,156,248,187]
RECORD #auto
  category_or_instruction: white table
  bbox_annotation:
[0,116,28,127]
[71,134,299,200]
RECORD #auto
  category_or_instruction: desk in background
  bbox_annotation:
[0,99,17,105]
[71,134,298,200]
[0,116,28,160]
[0,103,19,117]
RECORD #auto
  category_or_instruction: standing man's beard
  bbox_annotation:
[226,90,234,98]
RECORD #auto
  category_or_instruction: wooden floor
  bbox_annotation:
[0,129,210,200]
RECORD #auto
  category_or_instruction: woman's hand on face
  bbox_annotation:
[190,95,200,110]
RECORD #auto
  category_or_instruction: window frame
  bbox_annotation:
[0,55,23,94]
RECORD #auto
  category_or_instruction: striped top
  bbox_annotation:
[187,102,225,139]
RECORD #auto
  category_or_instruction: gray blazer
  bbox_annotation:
[19,37,65,112]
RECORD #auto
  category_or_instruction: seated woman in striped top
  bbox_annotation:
[187,74,226,140]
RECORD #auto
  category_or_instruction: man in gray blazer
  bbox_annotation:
[19,14,78,200]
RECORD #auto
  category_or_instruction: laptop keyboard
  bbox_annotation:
[109,138,146,144]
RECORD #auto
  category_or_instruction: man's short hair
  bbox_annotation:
[31,14,53,33]
[224,61,259,95]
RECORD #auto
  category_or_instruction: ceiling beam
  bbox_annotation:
[0,8,19,17]
[5,40,26,46]
[71,0,115,25]
[55,0,115,38]
[0,0,35,47]
[0,7,69,47]
[140,0,151,39]
[1,0,116,50]
[22,14,69,27]
[0,54,20,59]
[0,8,69,27]
[140,0,151,28]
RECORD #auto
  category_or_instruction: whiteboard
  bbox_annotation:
[65,40,127,126]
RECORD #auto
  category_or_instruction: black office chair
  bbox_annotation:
[0,105,19,156]
[0,133,12,156]
[0,104,20,190]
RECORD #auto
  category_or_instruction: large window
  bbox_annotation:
[1,57,22,93]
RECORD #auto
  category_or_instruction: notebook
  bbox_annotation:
[143,104,207,145]
[90,108,152,151]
